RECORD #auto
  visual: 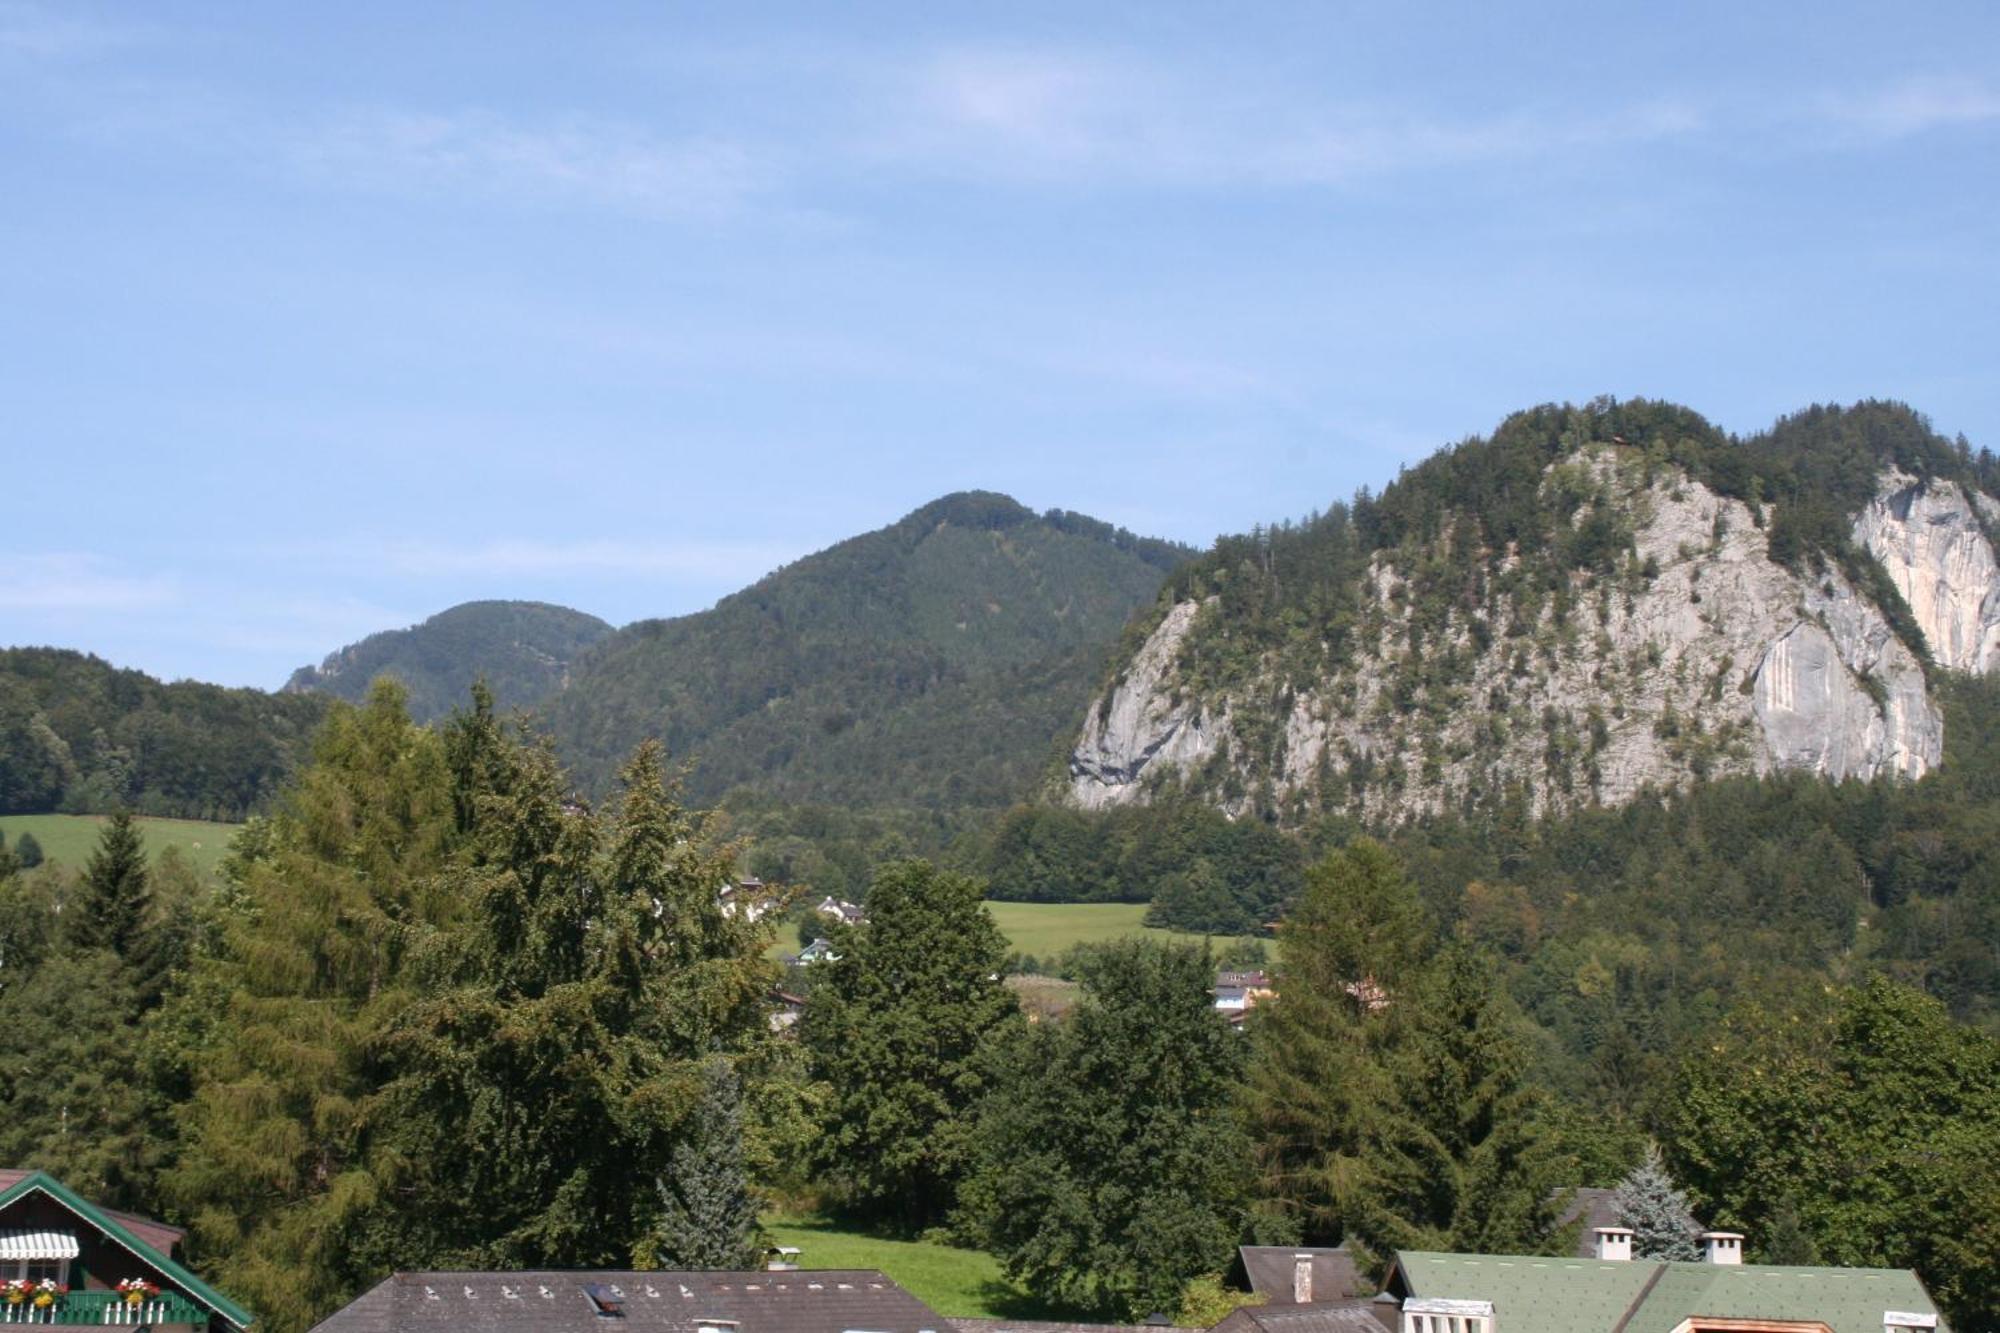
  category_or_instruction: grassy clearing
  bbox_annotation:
[981,900,1267,965]
[769,900,1267,967]
[0,813,239,880]
[762,1214,1049,1318]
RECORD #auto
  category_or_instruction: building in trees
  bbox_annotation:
[0,1169,252,1333]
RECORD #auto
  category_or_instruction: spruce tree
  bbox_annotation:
[1349,941,1567,1259]
[654,1059,765,1270]
[1243,840,1430,1243]
[70,810,150,958]
[1613,1145,1701,1261]
[14,833,42,869]
[371,737,771,1271]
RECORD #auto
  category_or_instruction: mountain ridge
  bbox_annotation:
[1066,399,2000,824]
[285,599,614,723]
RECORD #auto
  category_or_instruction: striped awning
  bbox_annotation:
[0,1231,79,1261]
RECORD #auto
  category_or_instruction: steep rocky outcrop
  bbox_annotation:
[1072,447,1999,823]
[1853,470,2000,674]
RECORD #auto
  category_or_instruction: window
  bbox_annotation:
[0,1261,68,1286]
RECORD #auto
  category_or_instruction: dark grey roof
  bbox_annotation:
[1550,1188,1621,1259]
[1238,1247,1366,1303]
[310,1270,945,1333]
[951,1319,1200,1333]
[1210,1299,1394,1333]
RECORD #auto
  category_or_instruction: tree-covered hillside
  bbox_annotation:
[0,648,328,818]
[286,599,612,722]
[547,492,1191,808]
[1069,399,1998,822]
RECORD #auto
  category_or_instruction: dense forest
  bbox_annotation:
[5,691,1996,1331]
[545,491,1191,808]
[0,648,328,819]
[286,598,613,722]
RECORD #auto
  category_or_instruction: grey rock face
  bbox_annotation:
[1071,455,1979,822]
[1852,470,2000,673]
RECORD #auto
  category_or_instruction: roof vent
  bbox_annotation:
[697,1320,742,1333]
[583,1283,626,1318]
[1885,1314,1938,1333]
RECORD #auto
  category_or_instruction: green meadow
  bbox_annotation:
[771,898,1266,967]
[761,1214,1048,1318]
[0,813,239,880]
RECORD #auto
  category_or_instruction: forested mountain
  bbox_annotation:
[0,648,327,818]
[545,492,1191,809]
[1071,399,2000,824]
[286,599,612,722]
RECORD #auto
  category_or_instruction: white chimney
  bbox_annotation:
[1593,1227,1634,1262]
[1701,1231,1744,1265]
[1293,1254,1313,1304]
[1884,1312,1938,1333]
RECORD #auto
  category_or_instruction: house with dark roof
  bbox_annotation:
[1236,1247,1366,1305]
[309,1269,945,1333]
[1208,1300,1393,1333]
[0,1169,252,1331]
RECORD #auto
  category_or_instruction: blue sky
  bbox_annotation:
[4,1,1996,687]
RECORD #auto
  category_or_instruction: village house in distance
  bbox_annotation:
[0,1169,253,1333]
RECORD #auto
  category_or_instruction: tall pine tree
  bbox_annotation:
[654,1058,765,1270]
[70,810,151,958]
[1243,840,1430,1243]
[369,738,772,1270]
[1351,942,1567,1259]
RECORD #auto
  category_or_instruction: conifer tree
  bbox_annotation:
[1614,1145,1701,1261]
[371,738,771,1270]
[654,1058,765,1270]
[1243,840,1430,1242]
[70,810,150,958]
[165,681,463,1333]
[1348,941,1566,1259]
[14,833,43,869]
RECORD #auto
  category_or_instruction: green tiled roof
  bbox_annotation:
[1393,1249,1946,1333]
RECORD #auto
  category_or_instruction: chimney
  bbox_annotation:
[1593,1227,1634,1262]
[1884,1313,1938,1333]
[1293,1253,1314,1304]
[1701,1231,1744,1265]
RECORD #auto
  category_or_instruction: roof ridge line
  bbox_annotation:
[1609,1260,1668,1333]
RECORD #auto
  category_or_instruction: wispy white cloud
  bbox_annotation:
[291,537,800,584]
[1822,76,2000,139]
[876,48,1706,187]
[278,109,768,219]
[0,553,181,611]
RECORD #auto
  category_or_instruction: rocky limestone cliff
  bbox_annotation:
[1073,454,1999,823]
[1853,470,2000,674]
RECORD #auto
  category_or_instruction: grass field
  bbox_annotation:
[763,1214,1048,1318]
[770,900,1267,967]
[981,900,1266,964]
[0,813,240,880]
